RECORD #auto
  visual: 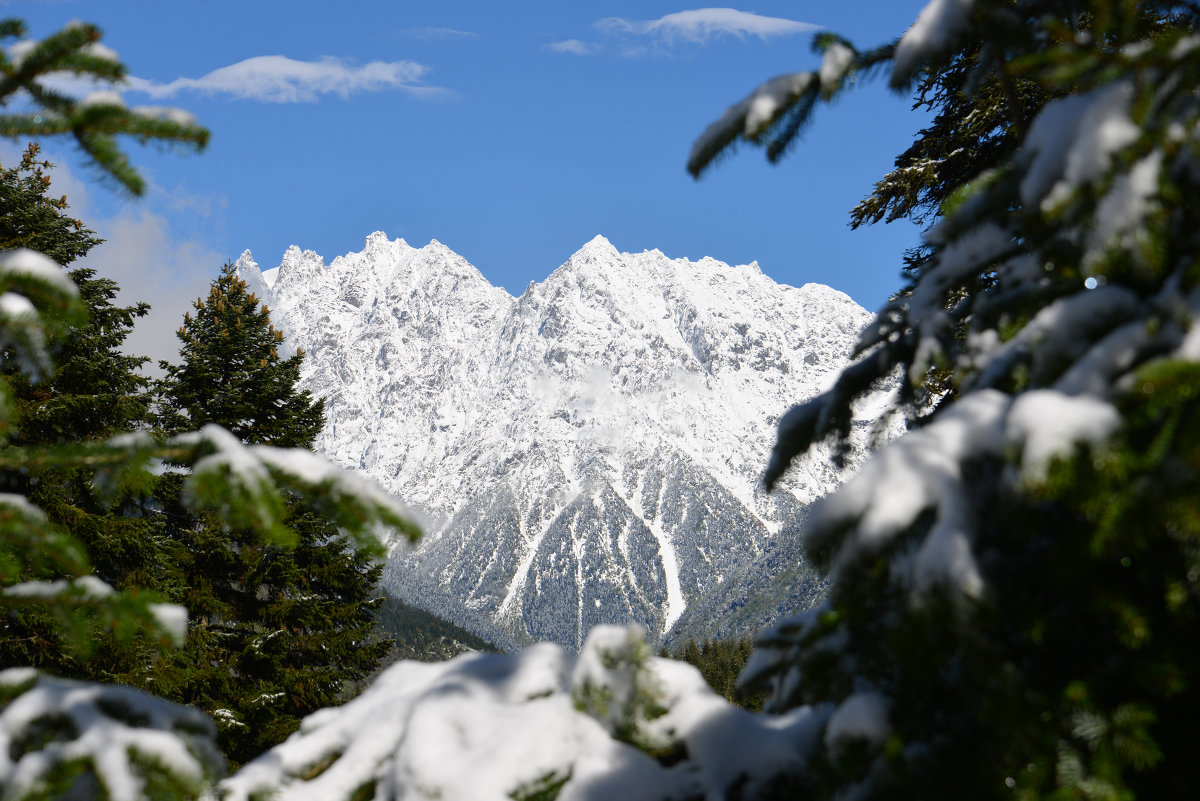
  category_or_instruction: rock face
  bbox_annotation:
[237,233,886,650]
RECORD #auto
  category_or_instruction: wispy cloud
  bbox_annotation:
[399,26,480,40]
[596,8,819,46]
[546,39,598,56]
[124,55,441,103]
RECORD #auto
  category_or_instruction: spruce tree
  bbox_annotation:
[159,265,322,447]
[0,143,186,681]
[156,264,389,766]
[690,2,1200,799]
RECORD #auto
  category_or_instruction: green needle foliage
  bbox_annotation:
[374,592,499,664]
[0,142,96,260]
[692,1,1200,799]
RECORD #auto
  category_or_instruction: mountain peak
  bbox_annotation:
[365,230,393,250]
[234,250,274,302]
[570,234,619,261]
[274,245,326,292]
[246,229,888,651]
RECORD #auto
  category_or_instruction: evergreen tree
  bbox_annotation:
[0,143,186,681]
[158,265,322,447]
[669,636,766,711]
[0,21,226,797]
[690,1,1200,798]
[155,264,390,766]
[0,142,98,262]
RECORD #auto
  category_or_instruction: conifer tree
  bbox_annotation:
[156,264,390,766]
[0,143,188,683]
[690,2,1200,798]
[158,264,322,447]
[670,636,765,710]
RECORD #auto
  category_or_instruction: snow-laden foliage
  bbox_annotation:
[0,17,208,195]
[222,626,826,801]
[0,249,82,383]
[0,668,223,801]
[687,34,894,174]
[0,249,192,655]
[891,0,976,82]
[170,423,419,554]
[9,3,1200,799]
[693,1,1200,798]
[763,13,1200,487]
[153,263,401,766]
[0,246,417,793]
[793,388,1117,598]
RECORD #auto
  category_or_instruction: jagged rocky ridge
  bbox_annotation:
[236,233,887,650]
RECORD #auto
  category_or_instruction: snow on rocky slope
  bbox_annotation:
[236,233,884,650]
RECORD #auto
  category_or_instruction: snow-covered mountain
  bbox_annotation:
[236,233,886,650]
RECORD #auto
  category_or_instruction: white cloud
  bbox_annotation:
[0,143,223,376]
[546,39,599,55]
[3,41,443,105]
[596,8,819,46]
[124,55,441,103]
[84,207,224,375]
[400,26,480,40]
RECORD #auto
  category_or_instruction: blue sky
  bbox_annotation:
[3,1,933,366]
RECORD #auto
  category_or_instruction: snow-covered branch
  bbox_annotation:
[0,669,223,801]
[223,626,826,801]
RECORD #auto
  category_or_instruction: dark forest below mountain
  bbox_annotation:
[373,592,499,662]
